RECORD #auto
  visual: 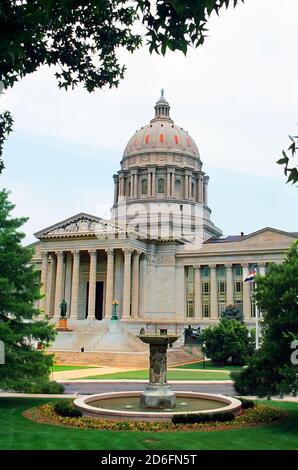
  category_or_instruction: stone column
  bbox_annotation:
[54,251,64,317]
[105,248,114,318]
[119,175,125,200]
[225,264,234,305]
[134,173,138,198]
[204,176,209,204]
[188,174,192,199]
[122,248,133,318]
[129,174,133,198]
[184,173,189,199]
[151,168,156,197]
[194,265,202,318]
[113,174,119,205]
[64,253,72,315]
[199,176,204,203]
[131,251,141,318]
[46,254,56,316]
[40,251,48,314]
[209,264,218,319]
[88,249,97,320]
[70,250,80,319]
[242,264,251,321]
[148,170,152,197]
[170,170,175,196]
[167,169,171,197]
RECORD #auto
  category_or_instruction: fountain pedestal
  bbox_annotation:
[138,334,179,409]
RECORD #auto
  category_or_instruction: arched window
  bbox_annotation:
[157,178,165,194]
[175,179,181,197]
[141,179,147,195]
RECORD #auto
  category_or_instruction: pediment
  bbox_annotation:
[34,213,127,239]
[236,228,298,246]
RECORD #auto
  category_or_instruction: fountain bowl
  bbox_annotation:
[74,391,242,422]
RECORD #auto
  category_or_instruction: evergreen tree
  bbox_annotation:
[0,189,57,391]
[233,241,298,396]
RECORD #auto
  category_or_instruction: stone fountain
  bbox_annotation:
[138,330,179,409]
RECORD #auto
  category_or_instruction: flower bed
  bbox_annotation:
[23,401,286,433]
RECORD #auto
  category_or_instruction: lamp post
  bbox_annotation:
[111,299,119,320]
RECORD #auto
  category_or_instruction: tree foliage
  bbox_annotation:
[221,304,243,322]
[277,134,298,185]
[233,242,298,397]
[0,189,56,391]
[0,0,242,171]
[201,318,253,365]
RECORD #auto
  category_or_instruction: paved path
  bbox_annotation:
[61,381,236,396]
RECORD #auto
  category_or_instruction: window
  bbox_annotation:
[234,265,242,277]
[157,178,165,194]
[175,179,181,197]
[186,300,194,318]
[191,182,194,198]
[218,302,226,315]
[217,265,226,277]
[251,300,256,318]
[201,266,210,277]
[202,303,210,318]
[202,282,209,294]
[218,281,226,293]
[141,179,147,195]
[234,281,243,293]
[128,182,131,197]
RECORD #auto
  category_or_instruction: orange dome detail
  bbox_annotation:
[145,134,150,144]
[174,135,179,144]
[160,133,164,143]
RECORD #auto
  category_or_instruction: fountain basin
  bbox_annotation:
[74,392,242,422]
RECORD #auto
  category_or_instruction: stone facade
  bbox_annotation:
[30,93,298,344]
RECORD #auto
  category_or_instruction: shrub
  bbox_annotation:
[54,400,82,418]
[18,380,64,394]
[237,397,255,409]
[172,412,235,425]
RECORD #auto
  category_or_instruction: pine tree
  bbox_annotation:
[0,189,57,392]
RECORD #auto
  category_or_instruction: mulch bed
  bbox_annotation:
[22,403,286,433]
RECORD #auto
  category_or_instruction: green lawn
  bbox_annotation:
[1,398,297,450]
[173,361,244,371]
[52,365,99,372]
[78,369,231,381]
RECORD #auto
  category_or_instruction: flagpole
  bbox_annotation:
[255,301,259,350]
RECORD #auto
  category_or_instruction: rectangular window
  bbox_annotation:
[217,265,226,277]
[201,266,210,277]
[251,300,256,318]
[186,300,194,318]
[218,281,226,293]
[234,281,243,293]
[202,282,210,294]
[186,267,194,295]
[234,265,242,277]
[218,302,226,315]
[202,303,210,318]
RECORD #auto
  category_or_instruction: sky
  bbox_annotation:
[0,0,297,244]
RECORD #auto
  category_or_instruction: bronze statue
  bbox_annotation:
[60,299,67,318]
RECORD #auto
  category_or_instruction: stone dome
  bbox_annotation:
[123,91,200,159]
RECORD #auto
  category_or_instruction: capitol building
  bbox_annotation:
[31,92,297,356]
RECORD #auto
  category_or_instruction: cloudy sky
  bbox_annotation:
[1,0,297,244]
